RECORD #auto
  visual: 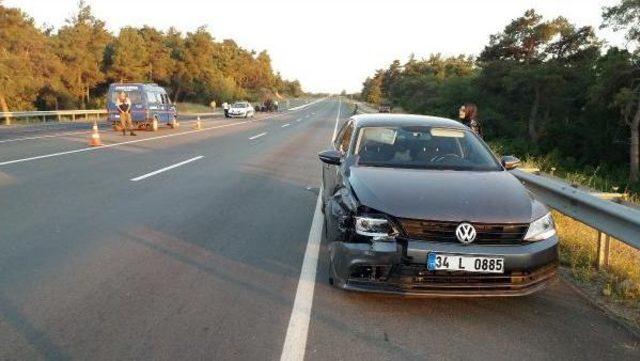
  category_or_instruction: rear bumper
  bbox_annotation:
[329,236,559,297]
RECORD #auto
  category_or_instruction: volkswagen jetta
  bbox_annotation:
[319,114,558,296]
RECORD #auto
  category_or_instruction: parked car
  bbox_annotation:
[378,105,391,113]
[107,83,177,131]
[228,101,255,118]
[319,114,558,296]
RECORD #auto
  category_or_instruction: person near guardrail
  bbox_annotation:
[458,103,482,137]
[222,102,229,118]
[116,91,136,136]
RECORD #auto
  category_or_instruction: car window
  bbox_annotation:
[354,126,501,171]
[146,91,161,104]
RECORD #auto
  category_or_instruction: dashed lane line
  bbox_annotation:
[248,132,267,140]
[130,156,203,182]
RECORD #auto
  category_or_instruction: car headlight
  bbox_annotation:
[355,215,397,238]
[524,212,556,241]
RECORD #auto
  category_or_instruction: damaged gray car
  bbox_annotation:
[319,114,558,297]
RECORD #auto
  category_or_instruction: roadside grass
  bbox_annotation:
[554,211,640,304]
[175,102,215,113]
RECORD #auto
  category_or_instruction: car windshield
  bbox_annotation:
[354,126,502,171]
[232,102,247,108]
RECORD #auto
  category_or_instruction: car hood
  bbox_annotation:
[348,167,534,223]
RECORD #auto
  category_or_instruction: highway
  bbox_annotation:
[0,97,638,360]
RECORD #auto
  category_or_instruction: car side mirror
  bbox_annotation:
[501,155,520,170]
[319,149,342,165]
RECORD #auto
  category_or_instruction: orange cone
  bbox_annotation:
[193,116,202,130]
[89,122,102,147]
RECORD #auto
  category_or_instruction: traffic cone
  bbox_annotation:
[193,116,202,130]
[89,122,102,147]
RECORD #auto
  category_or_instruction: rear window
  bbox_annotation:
[110,90,142,104]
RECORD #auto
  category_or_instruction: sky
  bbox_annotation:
[6,0,628,93]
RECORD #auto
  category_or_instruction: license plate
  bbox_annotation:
[427,253,505,273]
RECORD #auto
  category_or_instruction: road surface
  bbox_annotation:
[0,98,637,360]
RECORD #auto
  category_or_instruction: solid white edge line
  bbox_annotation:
[331,97,342,142]
[0,130,88,144]
[0,120,253,167]
[282,123,291,128]
[280,98,342,361]
[249,132,267,140]
[130,155,203,182]
[279,191,323,361]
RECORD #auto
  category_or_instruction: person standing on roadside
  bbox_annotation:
[116,91,136,136]
[458,103,481,137]
[222,101,230,118]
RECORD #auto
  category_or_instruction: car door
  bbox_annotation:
[322,120,354,204]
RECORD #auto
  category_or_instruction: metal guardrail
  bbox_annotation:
[1,109,107,124]
[511,169,640,268]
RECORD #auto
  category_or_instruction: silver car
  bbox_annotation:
[228,101,255,118]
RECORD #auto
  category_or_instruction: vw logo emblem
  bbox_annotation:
[455,223,476,245]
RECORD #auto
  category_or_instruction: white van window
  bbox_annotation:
[110,90,142,104]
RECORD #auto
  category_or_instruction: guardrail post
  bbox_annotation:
[72,114,75,122]
[596,231,611,270]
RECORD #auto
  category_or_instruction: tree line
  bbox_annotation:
[0,1,303,113]
[360,1,640,187]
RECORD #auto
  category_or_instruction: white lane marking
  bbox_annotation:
[287,97,327,111]
[0,120,253,167]
[0,130,88,144]
[296,118,302,122]
[279,191,323,361]
[249,132,267,140]
[131,156,203,182]
[281,123,291,128]
[0,99,330,167]
[331,98,342,142]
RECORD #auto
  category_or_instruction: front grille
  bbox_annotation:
[398,219,529,245]
[346,264,557,295]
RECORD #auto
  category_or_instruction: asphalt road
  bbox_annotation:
[0,97,638,361]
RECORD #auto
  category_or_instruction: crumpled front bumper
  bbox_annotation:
[329,236,558,297]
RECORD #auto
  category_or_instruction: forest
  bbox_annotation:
[360,1,640,192]
[0,1,303,113]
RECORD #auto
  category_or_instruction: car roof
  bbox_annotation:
[351,113,467,130]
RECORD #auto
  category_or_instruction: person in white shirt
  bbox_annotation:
[222,102,230,118]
